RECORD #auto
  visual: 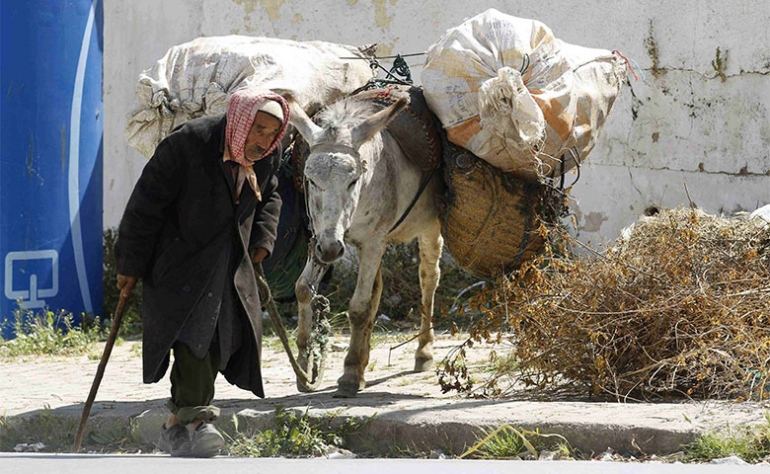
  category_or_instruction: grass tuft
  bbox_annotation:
[462,424,573,460]
[683,414,770,463]
[0,406,147,453]
[0,308,104,359]
[222,406,370,458]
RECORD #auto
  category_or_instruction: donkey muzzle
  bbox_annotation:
[315,238,345,264]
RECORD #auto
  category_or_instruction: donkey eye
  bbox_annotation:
[348,179,359,190]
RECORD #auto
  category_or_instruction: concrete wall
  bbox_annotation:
[104,0,770,247]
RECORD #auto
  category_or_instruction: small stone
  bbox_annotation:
[385,294,403,307]
[710,456,748,465]
[14,442,45,452]
[750,204,770,226]
[326,446,356,459]
[538,450,560,461]
[331,342,349,352]
[665,451,686,462]
[429,449,446,459]
[598,448,614,462]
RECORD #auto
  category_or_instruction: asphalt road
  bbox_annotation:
[0,454,764,474]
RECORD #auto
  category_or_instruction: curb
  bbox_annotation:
[3,396,767,456]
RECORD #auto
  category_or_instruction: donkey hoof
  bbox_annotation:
[296,379,315,393]
[414,356,434,372]
[332,380,360,398]
[295,351,325,393]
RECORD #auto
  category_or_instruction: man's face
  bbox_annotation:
[244,111,282,162]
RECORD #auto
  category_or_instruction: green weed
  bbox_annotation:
[683,414,770,463]
[84,416,145,453]
[488,350,519,374]
[0,406,146,453]
[0,308,103,359]
[324,243,483,330]
[262,333,298,354]
[223,406,371,457]
[711,47,729,83]
[462,424,573,460]
[0,405,76,451]
[129,341,142,358]
[369,326,394,350]
[382,442,422,458]
[325,311,350,332]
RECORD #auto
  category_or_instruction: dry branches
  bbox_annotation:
[440,208,770,401]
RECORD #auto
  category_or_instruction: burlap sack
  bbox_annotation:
[125,36,375,158]
[422,9,627,181]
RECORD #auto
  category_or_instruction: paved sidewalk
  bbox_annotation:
[2,333,768,456]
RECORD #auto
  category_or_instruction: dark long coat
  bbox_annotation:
[115,114,281,398]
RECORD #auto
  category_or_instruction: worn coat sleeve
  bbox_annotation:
[248,156,282,258]
[115,139,184,277]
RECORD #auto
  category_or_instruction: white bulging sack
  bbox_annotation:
[125,36,375,158]
[422,9,627,181]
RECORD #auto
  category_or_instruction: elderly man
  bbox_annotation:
[114,89,289,457]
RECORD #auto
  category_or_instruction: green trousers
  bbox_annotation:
[166,341,222,426]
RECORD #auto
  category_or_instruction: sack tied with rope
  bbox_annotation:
[422,8,628,182]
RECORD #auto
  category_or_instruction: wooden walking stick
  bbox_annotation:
[72,292,129,452]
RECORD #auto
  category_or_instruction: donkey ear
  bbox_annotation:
[351,97,408,149]
[282,92,323,145]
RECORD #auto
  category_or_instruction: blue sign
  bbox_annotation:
[1,0,103,338]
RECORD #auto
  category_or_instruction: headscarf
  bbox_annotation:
[223,89,290,202]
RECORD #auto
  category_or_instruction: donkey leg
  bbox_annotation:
[334,246,385,398]
[294,260,324,392]
[358,266,384,378]
[414,222,443,372]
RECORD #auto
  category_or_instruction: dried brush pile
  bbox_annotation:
[439,207,770,401]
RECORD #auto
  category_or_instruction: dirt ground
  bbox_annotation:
[261,327,498,398]
[1,328,498,417]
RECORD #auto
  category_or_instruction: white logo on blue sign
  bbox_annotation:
[4,250,59,309]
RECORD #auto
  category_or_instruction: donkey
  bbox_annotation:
[287,93,444,398]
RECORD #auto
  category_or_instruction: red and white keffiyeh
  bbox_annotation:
[223,89,289,202]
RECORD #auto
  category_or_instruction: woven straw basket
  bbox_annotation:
[441,140,564,279]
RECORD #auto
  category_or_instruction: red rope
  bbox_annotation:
[613,49,641,81]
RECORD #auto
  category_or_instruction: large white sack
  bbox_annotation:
[422,9,627,181]
[125,35,376,158]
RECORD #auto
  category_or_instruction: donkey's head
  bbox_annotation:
[287,94,407,264]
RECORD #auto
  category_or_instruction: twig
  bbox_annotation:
[683,183,697,209]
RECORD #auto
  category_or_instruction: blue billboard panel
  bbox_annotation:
[0,0,104,338]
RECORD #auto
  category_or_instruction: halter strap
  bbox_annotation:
[309,143,360,156]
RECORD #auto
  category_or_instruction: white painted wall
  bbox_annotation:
[104,0,770,247]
